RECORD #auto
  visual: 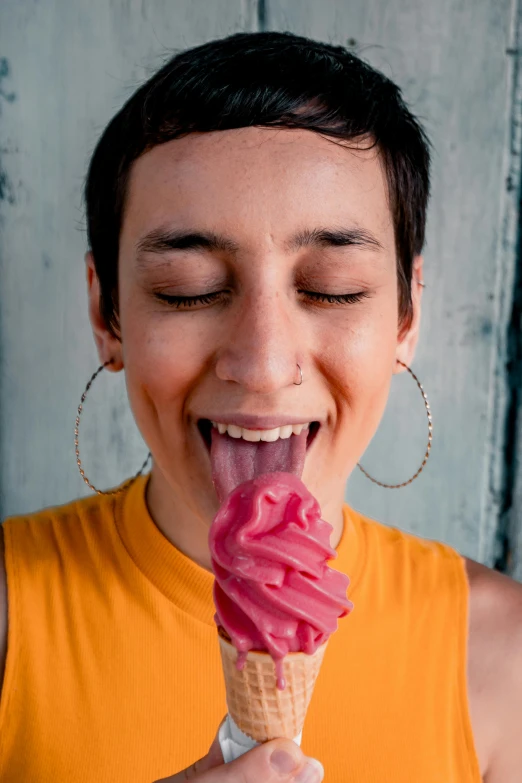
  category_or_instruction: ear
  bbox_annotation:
[394,255,424,375]
[85,251,123,372]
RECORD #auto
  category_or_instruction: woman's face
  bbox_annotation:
[88,127,422,534]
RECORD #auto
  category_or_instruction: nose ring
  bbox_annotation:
[294,363,303,386]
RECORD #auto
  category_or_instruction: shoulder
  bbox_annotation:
[0,497,87,697]
[352,508,461,589]
[0,487,127,698]
[0,488,121,613]
[1,489,120,559]
[465,557,522,781]
[0,526,7,693]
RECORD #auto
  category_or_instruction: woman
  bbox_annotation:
[0,31,520,783]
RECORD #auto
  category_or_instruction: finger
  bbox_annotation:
[200,738,324,783]
[154,720,225,782]
[158,736,324,783]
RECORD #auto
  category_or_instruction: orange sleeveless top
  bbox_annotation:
[0,474,481,782]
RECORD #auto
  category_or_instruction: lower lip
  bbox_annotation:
[196,420,321,452]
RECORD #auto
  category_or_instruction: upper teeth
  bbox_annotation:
[210,421,310,442]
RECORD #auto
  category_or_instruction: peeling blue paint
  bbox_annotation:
[0,59,16,205]
[494,143,522,574]
[0,58,16,104]
[0,168,15,204]
[258,0,266,31]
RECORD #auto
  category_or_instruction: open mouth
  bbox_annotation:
[197,419,321,503]
[197,419,321,452]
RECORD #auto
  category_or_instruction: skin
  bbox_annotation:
[0,127,521,780]
[97,127,419,566]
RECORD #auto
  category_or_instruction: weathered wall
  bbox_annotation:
[503,2,522,580]
[265,0,522,567]
[0,0,257,513]
[1,0,521,572]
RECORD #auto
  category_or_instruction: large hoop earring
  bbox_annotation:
[357,360,433,489]
[74,360,151,495]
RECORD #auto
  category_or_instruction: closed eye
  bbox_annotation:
[154,290,370,308]
[302,291,370,305]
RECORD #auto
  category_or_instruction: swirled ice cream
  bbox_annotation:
[209,471,352,689]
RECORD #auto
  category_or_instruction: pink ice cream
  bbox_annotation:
[209,471,352,689]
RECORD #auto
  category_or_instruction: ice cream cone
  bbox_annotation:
[218,630,327,743]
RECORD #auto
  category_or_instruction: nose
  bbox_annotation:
[214,289,302,394]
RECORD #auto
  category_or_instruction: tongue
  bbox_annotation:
[210,427,308,504]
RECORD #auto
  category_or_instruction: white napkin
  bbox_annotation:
[218,714,303,763]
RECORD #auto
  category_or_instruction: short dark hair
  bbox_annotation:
[85,30,431,338]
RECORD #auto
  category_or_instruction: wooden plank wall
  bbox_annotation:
[1,0,520,574]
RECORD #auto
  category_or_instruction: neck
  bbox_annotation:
[145,465,346,572]
[146,467,214,571]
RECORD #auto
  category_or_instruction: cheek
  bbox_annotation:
[320,300,398,449]
[120,306,210,422]
[330,300,397,386]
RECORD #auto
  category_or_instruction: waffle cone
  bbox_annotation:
[218,632,327,743]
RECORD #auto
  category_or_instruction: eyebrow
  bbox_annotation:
[135,224,384,265]
[286,226,384,252]
[136,228,240,258]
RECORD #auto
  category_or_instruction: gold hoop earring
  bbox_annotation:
[357,360,432,488]
[74,360,151,495]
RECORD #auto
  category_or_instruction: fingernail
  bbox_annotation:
[270,748,300,774]
[294,757,324,783]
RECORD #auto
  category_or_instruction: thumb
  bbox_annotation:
[213,738,324,782]
[157,725,324,782]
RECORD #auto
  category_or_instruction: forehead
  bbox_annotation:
[123,127,393,248]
